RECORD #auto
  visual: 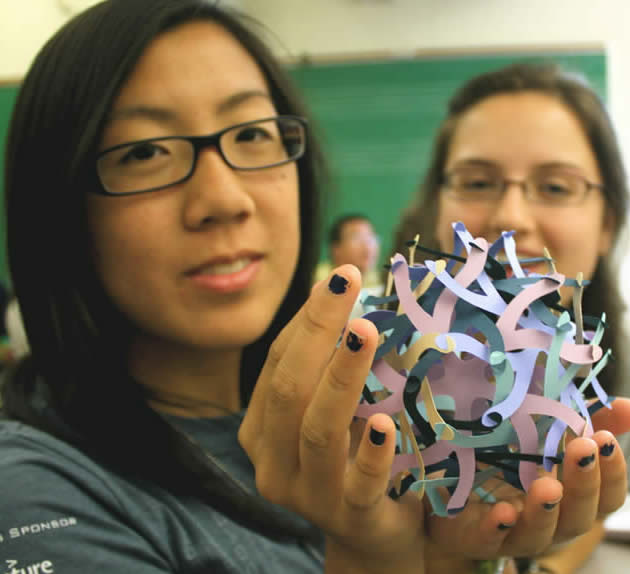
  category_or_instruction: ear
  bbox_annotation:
[598,207,616,256]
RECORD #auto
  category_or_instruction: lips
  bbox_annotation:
[186,253,263,276]
[185,253,264,294]
[195,257,254,276]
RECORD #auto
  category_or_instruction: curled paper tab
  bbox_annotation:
[354,222,611,517]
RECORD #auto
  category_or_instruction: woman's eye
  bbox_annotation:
[462,178,495,190]
[235,127,273,143]
[120,143,167,164]
[538,180,571,196]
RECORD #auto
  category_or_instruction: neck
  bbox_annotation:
[129,335,242,419]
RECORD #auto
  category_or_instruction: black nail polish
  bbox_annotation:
[498,522,514,530]
[346,331,363,352]
[578,453,596,468]
[543,501,558,511]
[600,442,615,457]
[369,427,386,446]
[328,274,349,294]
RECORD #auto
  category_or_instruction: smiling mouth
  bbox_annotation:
[196,257,254,276]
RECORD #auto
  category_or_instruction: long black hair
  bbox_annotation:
[2,0,325,540]
[390,63,628,395]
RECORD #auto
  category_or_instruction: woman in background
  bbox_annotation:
[390,62,629,574]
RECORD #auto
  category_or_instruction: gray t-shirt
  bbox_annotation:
[0,412,324,573]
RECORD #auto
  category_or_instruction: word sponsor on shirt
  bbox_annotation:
[4,560,54,574]
[0,516,77,542]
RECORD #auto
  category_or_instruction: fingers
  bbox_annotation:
[501,476,563,555]
[591,397,630,436]
[554,436,600,541]
[427,498,519,559]
[239,265,361,460]
[299,318,379,497]
[343,413,397,515]
[592,430,627,516]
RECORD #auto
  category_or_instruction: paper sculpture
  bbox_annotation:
[356,221,611,516]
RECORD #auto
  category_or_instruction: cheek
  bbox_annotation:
[263,169,301,269]
[87,198,166,301]
[436,199,495,251]
[436,199,474,250]
[538,217,602,280]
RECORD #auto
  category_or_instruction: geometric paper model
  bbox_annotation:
[355,221,611,517]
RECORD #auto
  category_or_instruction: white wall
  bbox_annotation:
[0,0,100,78]
[0,0,242,79]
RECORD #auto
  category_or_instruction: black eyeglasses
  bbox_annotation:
[95,115,307,196]
[442,165,603,207]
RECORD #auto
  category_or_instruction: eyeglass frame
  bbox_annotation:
[93,115,308,196]
[440,166,604,206]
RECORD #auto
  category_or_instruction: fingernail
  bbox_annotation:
[328,274,349,294]
[600,442,615,457]
[369,427,386,446]
[578,453,596,469]
[543,499,561,511]
[498,522,514,530]
[346,330,364,352]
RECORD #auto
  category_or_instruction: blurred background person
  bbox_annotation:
[317,213,383,319]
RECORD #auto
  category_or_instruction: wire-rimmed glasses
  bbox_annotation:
[442,165,603,206]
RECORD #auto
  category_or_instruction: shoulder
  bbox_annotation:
[0,418,105,482]
[0,419,179,570]
[0,418,133,514]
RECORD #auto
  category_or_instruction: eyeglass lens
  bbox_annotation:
[97,117,304,195]
[444,166,591,205]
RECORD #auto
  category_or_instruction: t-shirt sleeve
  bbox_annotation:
[0,429,174,573]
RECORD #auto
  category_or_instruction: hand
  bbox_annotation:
[239,265,425,573]
[425,398,630,561]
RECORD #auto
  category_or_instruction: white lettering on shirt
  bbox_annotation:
[4,560,54,574]
[4,517,77,541]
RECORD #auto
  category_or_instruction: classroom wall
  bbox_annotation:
[0,0,243,79]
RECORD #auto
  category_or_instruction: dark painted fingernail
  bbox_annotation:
[578,453,596,469]
[346,330,364,352]
[498,522,514,530]
[369,427,386,446]
[328,274,349,294]
[600,442,615,457]
[543,500,560,511]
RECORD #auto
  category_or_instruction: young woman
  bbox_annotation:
[390,62,630,573]
[0,3,626,572]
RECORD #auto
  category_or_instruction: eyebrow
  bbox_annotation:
[448,158,590,173]
[107,90,273,125]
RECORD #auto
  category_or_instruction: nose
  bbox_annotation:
[487,180,536,238]
[181,147,255,229]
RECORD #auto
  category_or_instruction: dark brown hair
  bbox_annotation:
[2,0,325,540]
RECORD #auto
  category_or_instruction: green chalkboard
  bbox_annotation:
[0,83,19,284]
[288,50,606,265]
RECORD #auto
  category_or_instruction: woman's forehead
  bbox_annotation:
[446,92,600,178]
[112,20,271,117]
